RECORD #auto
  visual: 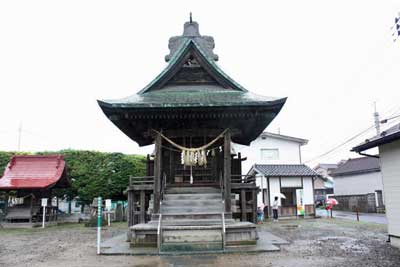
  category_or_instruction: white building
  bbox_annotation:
[331,157,383,196]
[248,164,319,217]
[237,132,318,217]
[352,123,400,248]
[235,132,308,174]
[330,157,384,213]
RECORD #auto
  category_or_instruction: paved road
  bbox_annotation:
[316,209,387,224]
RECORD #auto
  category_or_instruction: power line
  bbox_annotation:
[304,124,376,163]
[305,115,400,164]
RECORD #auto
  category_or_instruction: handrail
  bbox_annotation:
[219,171,224,200]
[157,212,162,252]
[231,174,256,184]
[130,176,155,186]
[221,208,226,251]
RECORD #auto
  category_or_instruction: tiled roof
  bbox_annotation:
[330,157,380,177]
[0,155,68,190]
[253,164,320,177]
[352,123,400,152]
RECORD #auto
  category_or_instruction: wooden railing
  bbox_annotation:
[230,175,256,184]
[129,176,155,186]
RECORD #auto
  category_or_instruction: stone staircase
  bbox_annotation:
[129,186,258,252]
[160,186,232,252]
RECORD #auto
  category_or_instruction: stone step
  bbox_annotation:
[162,218,235,226]
[162,212,223,221]
[162,228,222,243]
[162,199,222,207]
[161,241,222,252]
[163,193,221,201]
[161,206,223,214]
[165,187,221,194]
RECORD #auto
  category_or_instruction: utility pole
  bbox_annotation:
[373,102,380,135]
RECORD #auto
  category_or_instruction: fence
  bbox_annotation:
[333,193,378,213]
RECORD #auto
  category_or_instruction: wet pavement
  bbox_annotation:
[316,209,388,224]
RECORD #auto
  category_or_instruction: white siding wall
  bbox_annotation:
[333,171,383,196]
[255,176,314,207]
[255,175,268,207]
[379,140,400,239]
[235,136,302,174]
[269,177,281,206]
[303,177,314,205]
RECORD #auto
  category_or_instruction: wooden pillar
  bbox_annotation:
[252,190,257,223]
[29,195,33,223]
[4,192,9,216]
[241,189,246,221]
[224,130,232,213]
[128,190,135,226]
[153,132,162,214]
[140,190,146,223]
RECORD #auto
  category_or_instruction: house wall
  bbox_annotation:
[379,140,400,246]
[255,176,314,208]
[235,136,302,175]
[334,171,383,196]
[314,177,326,190]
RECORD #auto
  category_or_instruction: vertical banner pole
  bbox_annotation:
[41,198,47,228]
[42,206,46,228]
[97,196,102,255]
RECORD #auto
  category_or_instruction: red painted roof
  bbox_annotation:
[0,155,67,190]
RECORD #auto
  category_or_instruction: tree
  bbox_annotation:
[0,150,146,204]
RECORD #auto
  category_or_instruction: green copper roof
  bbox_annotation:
[97,19,287,146]
[99,85,284,109]
[134,39,247,95]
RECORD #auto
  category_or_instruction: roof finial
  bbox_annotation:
[190,12,192,23]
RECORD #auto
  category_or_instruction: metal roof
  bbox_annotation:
[330,157,380,177]
[252,164,320,177]
[0,155,69,190]
[352,123,400,152]
[259,132,308,145]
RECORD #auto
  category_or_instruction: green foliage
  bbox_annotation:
[0,150,146,204]
[0,151,31,176]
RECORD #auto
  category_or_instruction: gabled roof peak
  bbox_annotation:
[165,19,218,62]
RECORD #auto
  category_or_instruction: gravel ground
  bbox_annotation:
[0,218,400,267]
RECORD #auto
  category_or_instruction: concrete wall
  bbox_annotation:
[235,136,302,175]
[333,193,377,213]
[379,140,400,246]
[334,171,383,196]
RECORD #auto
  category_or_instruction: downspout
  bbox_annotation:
[299,144,302,164]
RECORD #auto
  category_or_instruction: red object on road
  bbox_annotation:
[326,198,339,205]
[0,155,69,190]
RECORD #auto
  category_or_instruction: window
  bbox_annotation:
[260,148,279,161]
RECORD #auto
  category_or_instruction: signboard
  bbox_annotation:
[296,189,305,216]
[105,199,112,211]
[41,198,48,207]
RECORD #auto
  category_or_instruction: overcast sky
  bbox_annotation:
[0,1,399,167]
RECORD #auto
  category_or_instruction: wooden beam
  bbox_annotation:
[224,129,232,213]
[153,132,162,214]
[128,190,135,226]
[140,190,146,223]
[241,189,246,221]
[252,189,257,223]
